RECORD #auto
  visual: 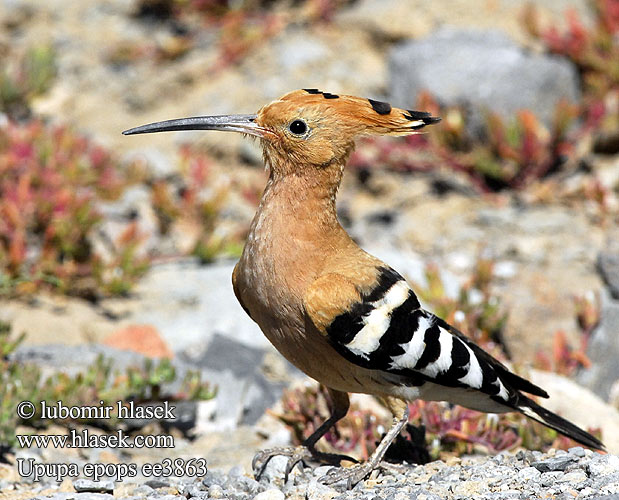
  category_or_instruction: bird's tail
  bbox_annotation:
[517,394,605,450]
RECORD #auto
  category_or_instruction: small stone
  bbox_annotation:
[103,324,173,359]
[518,466,542,482]
[452,480,483,497]
[531,456,575,473]
[578,487,597,497]
[568,447,586,458]
[184,484,208,497]
[313,466,335,478]
[208,484,225,498]
[73,479,114,494]
[132,484,154,495]
[258,455,289,483]
[540,471,564,487]
[416,493,443,500]
[144,478,170,489]
[254,488,285,500]
[389,28,580,133]
[202,471,227,488]
[226,474,265,496]
[555,470,587,485]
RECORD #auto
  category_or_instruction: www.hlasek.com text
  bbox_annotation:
[16,428,174,449]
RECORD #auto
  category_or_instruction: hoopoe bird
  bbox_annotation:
[124,89,604,487]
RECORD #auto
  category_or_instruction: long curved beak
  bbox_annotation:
[122,114,271,138]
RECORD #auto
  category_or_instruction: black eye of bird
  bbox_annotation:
[288,119,308,135]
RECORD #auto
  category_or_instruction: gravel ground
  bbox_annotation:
[7,448,618,500]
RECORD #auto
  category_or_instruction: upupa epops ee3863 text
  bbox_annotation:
[124,89,604,487]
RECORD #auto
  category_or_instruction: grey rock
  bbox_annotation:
[539,470,565,486]
[202,470,227,488]
[11,343,145,374]
[73,479,114,493]
[253,488,285,500]
[412,492,442,500]
[132,484,154,495]
[531,456,575,472]
[598,253,619,300]
[183,484,208,498]
[207,483,225,498]
[579,289,619,400]
[196,334,265,380]
[517,466,542,482]
[224,473,264,496]
[389,28,580,134]
[129,260,269,353]
[313,466,335,478]
[257,455,289,484]
[569,447,586,458]
[144,478,170,489]
[555,470,587,484]
[487,490,520,499]
[184,333,287,428]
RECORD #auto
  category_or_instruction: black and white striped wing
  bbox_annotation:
[320,267,547,409]
[305,266,604,450]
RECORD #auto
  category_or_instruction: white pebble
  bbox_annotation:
[254,488,285,500]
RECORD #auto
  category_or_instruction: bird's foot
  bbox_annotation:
[320,461,414,489]
[320,462,376,489]
[252,446,357,482]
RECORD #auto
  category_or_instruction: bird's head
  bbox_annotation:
[123,89,440,177]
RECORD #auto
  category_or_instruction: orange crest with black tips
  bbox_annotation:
[256,89,440,169]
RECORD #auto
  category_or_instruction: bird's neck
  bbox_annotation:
[240,159,352,296]
[260,161,344,228]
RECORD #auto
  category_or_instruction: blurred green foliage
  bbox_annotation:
[0,46,57,120]
[524,0,618,152]
[0,319,215,456]
[0,120,149,298]
[350,95,582,192]
[150,145,247,263]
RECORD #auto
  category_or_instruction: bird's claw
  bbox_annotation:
[319,462,376,489]
[252,446,302,481]
[319,461,414,489]
[252,446,356,482]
